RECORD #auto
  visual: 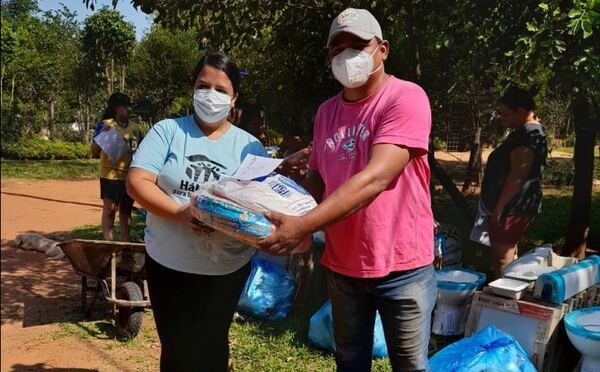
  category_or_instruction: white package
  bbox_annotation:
[206,174,317,216]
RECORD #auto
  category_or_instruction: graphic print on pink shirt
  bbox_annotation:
[309,76,434,278]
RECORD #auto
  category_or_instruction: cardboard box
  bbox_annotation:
[465,291,571,371]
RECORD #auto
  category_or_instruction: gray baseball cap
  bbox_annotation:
[327,8,383,47]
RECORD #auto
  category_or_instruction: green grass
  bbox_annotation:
[0,159,99,179]
[67,218,458,371]
[70,212,145,242]
[551,146,600,157]
[55,298,456,372]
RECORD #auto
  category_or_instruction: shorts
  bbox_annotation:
[100,178,133,204]
[488,214,534,245]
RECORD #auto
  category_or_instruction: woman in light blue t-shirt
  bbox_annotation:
[126,52,268,372]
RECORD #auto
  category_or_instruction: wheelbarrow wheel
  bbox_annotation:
[115,281,144,338]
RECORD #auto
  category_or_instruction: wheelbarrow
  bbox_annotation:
[59,239,150,337]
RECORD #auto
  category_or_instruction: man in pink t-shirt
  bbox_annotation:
[260,8,436,371]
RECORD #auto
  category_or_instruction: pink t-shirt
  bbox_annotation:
[309,76,434,278]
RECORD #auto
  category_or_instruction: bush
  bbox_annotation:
[1,137,90,160]
[543,159,574,187]
[564,133,576,147]
[432,137,447,151]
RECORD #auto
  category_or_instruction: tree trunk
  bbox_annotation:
[287,244,328,313]
[10,76,15,113]
[105,63,112,95]
[462,94,484,194]
[561,95,598,258]
[405,0,421,81]
[85,102,91,144]
[1,66,4,105]
[49,98,55,133]
[120,64,125,92]
[429,152,475,225]
[111,58,115,94]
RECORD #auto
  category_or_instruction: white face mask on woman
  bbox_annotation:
[331,47,383,89]
[193,89,232,125]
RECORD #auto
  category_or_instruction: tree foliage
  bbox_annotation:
[128,26,202,121]
[81,7,136,94]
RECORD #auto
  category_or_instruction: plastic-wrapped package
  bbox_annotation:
[191,174,317,250]
[308,301,388,358]
[429,325,537,372]
[237,256,296,320]
[207,174,317,216]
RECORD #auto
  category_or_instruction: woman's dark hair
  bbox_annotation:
[500,87,536,111]
[102,92,131,120]
[191,52,241,94]
[240,105,266,130]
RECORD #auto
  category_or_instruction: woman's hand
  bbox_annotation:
[176,203,214,237]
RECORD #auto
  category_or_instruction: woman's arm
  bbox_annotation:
[90,142,102,158]
[126,167,187,222]
[491,146,534,224]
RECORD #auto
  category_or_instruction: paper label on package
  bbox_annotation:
[230,154,283,180]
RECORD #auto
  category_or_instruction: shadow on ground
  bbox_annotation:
[9,364,99,372]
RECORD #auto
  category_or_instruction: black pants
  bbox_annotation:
[145,254,251,372]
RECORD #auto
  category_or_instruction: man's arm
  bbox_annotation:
[491,146,534,225]
[258,143,411,254]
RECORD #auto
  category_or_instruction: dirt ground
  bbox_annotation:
[0,150,578,371]
[1,179,132,372]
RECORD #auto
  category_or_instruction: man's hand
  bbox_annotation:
[258,211,312,255]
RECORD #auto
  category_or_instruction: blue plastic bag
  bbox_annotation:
[237,256,296,320]
[308,301,388,358]
[429,325,537,372]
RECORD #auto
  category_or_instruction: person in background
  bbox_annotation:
[91,93,141,242]
[126,52,268,372]
[240,104,271,148]
[259,8,437,371]
[477,87,547,279]
[229,95,244,126]
[280,127,310,183]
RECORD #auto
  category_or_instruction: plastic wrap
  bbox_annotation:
[191,174,316,250]
[308,301,388,358]
[429,325,536,372]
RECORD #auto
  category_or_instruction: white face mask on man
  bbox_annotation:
[193,89,232,125]
[331,46,383,89]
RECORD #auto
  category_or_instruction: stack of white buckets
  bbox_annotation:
[432,269,486,336]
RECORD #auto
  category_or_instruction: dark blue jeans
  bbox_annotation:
[327,264,437,372]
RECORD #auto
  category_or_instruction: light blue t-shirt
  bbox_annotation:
[131,115,267,275]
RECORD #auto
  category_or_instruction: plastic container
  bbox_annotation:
[433,269,486,335]
[504,266,557,289]
[489,278,530,300]
[534,255,600,304]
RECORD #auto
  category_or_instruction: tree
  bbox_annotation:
[1,3,84,139]
[128,26,202,121]
[508,0,600,258]
[81,7,135,95]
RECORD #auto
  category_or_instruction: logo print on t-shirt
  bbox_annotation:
[185,154,227,182]
[324,123,370,161]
